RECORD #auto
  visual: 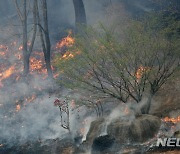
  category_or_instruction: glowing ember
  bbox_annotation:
[61,52,74,60]
[0,66,15,81]
[162,116,180,124]
[25,95,36,103]
[135,66,146,80]
[135,65,150,81]
[30,57,43,72]
[16,104,21,112]
[30,52,47,74]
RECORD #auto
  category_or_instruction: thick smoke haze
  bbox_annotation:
[0,0,164,42]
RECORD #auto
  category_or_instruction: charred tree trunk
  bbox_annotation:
[73,0,87,29]
[140,92,154,114]
[22,0,29,75]
[37,0,53,78]
[42,0,53,78]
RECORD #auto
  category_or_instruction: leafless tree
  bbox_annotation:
[14,0,53,78]
[36,0,53,78]
[14,0,37,76]
[57,25,179,115]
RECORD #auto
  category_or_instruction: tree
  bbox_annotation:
[14,0,53,78]
[55,22,179,115]
[37,0,53,78]
[73,0,87,29]
[14,0,37,76]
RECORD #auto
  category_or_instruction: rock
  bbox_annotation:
[92,135,115,152]
[107,114,161,143]
[174,131,180,138]
[85,117,105,147]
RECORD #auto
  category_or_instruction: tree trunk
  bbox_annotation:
[140,93,153,114]
[22,0,29,76]
[73,0,87,28]
[14,0,37,76]
[45,54,53,78]
[42,0,53,78]
[23,54,30,75]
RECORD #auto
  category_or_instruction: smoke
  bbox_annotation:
[0,0,177,150]
[0,77,96,146]
[97,103,136,136]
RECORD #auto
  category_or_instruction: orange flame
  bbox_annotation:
[162,116,180,124]
[135,66,146,80]
[30,52,47,74]
[135,65,150,80]
[56,31,75,49]
[61,52,75,60]
[0,66,15,81]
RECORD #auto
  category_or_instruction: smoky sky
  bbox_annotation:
[0,0,178,43]
[0,0,166,25]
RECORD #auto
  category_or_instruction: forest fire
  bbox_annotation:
[0,0,179,153]
[0,30,76,88]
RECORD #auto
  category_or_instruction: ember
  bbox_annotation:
[0,66,15,82]
[16,104,21,112]
[135,65,150,80]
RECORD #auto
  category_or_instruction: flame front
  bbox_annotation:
[56,31,75,49]
[0,66,15,82]
[162,116,180,124]
[0,31,76,111]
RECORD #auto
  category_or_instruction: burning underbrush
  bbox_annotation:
[0,30,179,153]
[0,31,75,88]
[0,32,97,153]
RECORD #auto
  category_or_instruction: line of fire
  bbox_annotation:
[0,0,179,154]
